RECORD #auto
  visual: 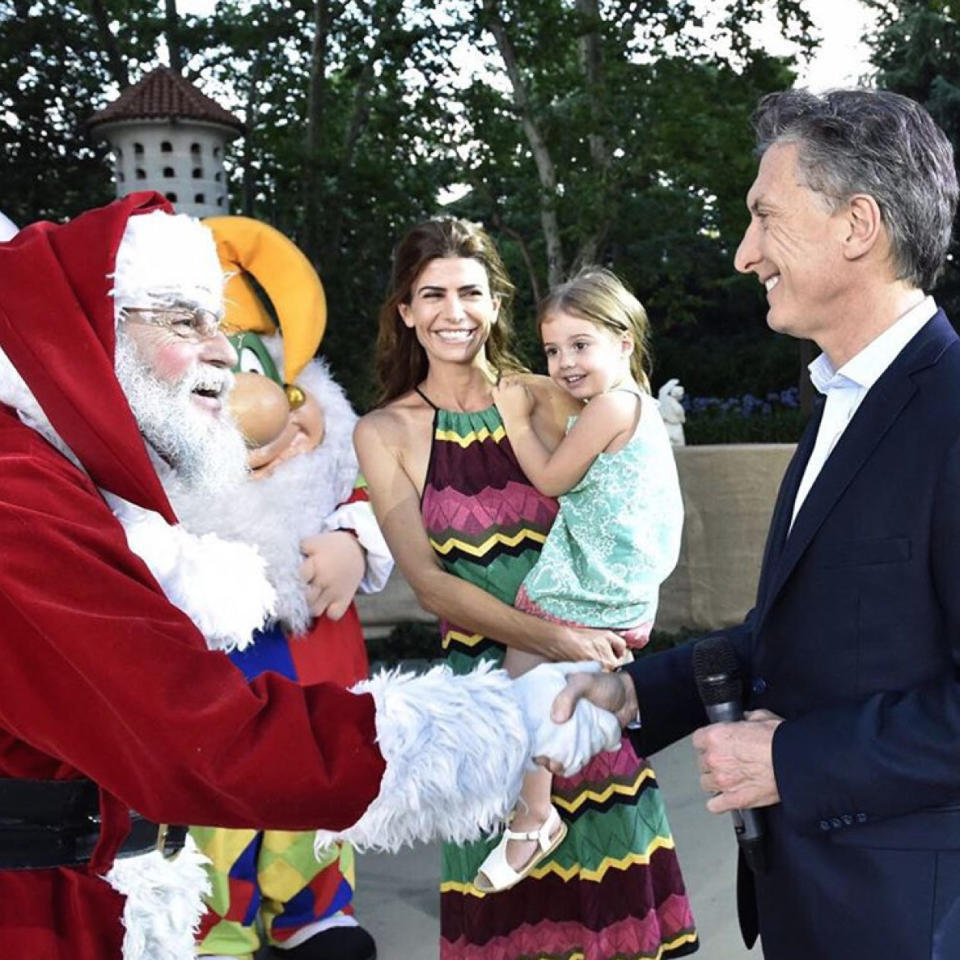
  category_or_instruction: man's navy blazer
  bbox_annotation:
[627,311,960,959]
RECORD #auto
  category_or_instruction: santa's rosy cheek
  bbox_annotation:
[147,340,202,385]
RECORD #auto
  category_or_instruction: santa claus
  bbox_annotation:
[0,192,619,960]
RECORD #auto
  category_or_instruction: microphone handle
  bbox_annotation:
[704,701,743,724]
[703,699,767,873]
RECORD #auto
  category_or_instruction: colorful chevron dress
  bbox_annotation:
[418,393,698,960]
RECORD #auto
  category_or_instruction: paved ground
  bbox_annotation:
[355,736,758,959]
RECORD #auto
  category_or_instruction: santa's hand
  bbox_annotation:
[513,662,621,776]
[299,531,365,620]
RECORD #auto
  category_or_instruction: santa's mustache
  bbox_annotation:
[179,365,235,399]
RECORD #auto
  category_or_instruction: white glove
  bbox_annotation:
[513,662,622,776]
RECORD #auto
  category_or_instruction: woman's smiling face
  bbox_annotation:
[398,257,500,367]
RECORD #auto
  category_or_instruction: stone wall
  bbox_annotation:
[355,443,796,638]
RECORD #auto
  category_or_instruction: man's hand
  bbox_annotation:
[299,530,365,620]
[692,709,783,812]
[551,669,638,727]
[513,663,622,776]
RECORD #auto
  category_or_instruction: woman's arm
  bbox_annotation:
[354,411,626,666]
[493,384,637,497]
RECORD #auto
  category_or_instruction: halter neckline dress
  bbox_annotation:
[417,390,697,960]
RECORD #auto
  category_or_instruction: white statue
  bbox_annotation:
[657,377,686,447]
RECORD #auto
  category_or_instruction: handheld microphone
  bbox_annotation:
[692,636,766,874]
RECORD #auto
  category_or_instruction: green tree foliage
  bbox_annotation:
[443,0,808,392]
[2,0,817,405]
[866,0,960,318]
[200,0,459,404]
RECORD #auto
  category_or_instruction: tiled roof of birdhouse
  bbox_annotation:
[88,67,244,135]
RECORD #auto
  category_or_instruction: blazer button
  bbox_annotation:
[856,812,867,824]
[830,818,842,829]
[751,677,768,695]
[819,820,831,831]
[842,814,853,826]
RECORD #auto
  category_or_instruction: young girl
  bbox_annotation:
[477,267,684,893]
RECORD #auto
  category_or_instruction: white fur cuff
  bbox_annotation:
[315,663,529,854]
[107,495,275,652]
[106,834,211,960]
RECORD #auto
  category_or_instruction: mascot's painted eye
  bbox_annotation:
[227,331,282,385]
[239,348,267,376]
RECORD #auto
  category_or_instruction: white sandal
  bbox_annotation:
[473,805,567,893]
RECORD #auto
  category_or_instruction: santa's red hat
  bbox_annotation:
[0,192,193,524]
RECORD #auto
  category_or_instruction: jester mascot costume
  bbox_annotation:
[174,217,390,960]
[0,192,621,960]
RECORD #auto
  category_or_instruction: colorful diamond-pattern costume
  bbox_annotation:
[419,398,699,960]
[193,611,369,956]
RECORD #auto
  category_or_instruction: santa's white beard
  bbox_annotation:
[114,329,248,496]
[167,442,340,633]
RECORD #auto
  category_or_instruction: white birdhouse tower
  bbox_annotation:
[88,67,244,219]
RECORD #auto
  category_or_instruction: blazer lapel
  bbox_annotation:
[755,311,956,632]
[754,401,821,608]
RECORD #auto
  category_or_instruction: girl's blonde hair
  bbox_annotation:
[537,267,652,392]
[375,218,526,405]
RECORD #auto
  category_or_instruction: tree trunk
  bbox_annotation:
[241,54,265,217]
[302,0,333,263]
[164,0,182,74]
[571,0,612,272]
[320,51,377,270]
[484,0,564,286]
[85,0,128,88]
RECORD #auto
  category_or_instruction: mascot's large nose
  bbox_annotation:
[228,371,290,448]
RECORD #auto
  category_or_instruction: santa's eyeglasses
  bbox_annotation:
[120,306,223,342]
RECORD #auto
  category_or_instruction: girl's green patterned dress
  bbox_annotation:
[418,394,698,960]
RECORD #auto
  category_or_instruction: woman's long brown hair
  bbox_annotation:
[375,218,526,405]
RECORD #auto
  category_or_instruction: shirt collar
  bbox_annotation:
[808,296,938,396]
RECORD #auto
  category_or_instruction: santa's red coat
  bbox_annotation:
[0,194,387,958]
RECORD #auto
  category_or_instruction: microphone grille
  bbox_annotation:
[692,636,741,706]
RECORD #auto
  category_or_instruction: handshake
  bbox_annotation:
[315,660,635,854]
[513,661,635,774]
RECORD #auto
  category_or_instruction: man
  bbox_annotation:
[0,192,621,960]
[557,88,960,959]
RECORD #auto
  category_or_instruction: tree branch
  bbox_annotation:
[483,0,564,285]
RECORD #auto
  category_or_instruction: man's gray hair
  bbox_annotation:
[753,89,958,291]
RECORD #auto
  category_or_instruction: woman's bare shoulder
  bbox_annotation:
[356,392,432,447]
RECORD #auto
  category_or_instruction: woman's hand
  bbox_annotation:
[549,625,628,670]
[492,377,534,420]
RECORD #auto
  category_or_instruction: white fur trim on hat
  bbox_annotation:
[314,662,529,855]
[112,211,225,321]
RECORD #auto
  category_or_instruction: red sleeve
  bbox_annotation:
[0,418,385,831]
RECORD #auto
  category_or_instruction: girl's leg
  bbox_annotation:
[501,645,547,677]
[475,646,562,889]
[502,646,554,830]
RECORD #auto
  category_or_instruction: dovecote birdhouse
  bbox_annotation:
[88,67,244,218]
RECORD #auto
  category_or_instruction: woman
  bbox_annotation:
[355,218,697,960]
